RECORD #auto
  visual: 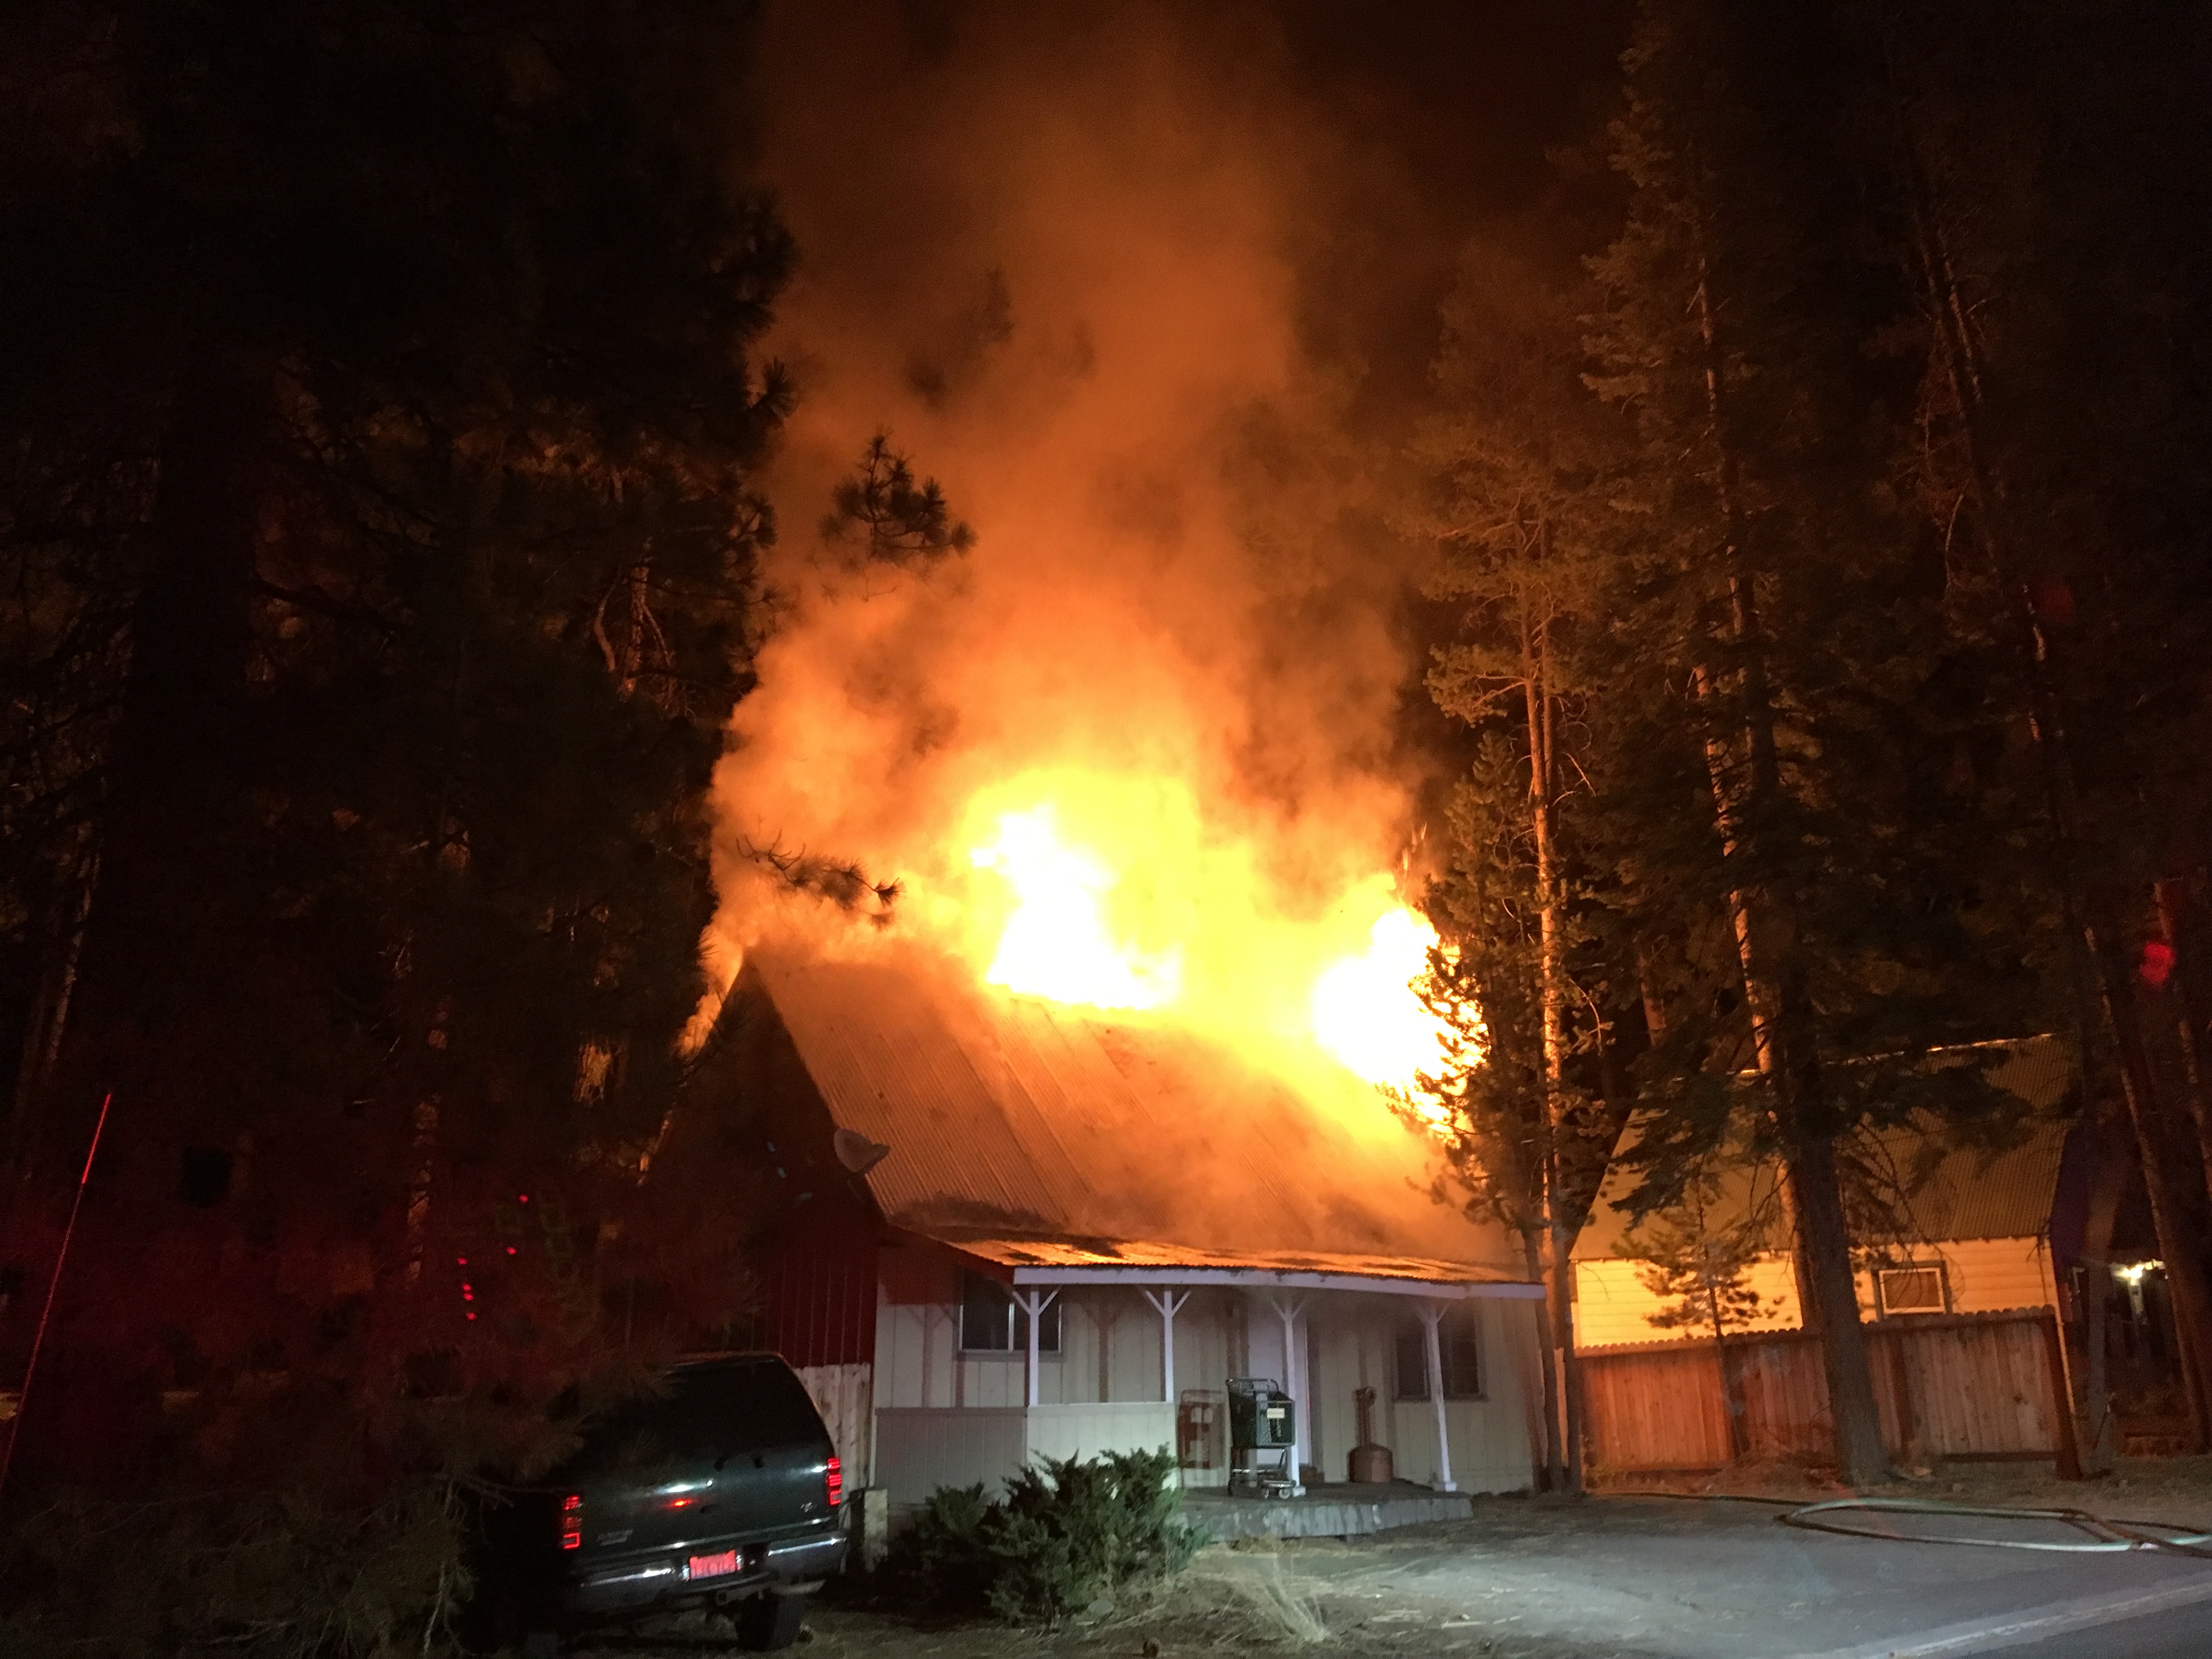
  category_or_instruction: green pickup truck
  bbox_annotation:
[484,1353,849,1652]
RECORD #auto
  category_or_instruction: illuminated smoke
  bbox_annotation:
[704,1,1465,1102]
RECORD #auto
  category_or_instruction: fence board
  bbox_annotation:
[1581,1310,2062,1473]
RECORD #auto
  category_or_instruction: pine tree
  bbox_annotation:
[1856,0,2212,1449]
[1577,0,2036,1484]
[0,2,824,1629]
[1410,250,1635,1492]
[1628,1161,1779,1460]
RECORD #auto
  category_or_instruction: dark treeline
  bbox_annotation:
[0,2,967,1650]
[1411,0,2212,1489]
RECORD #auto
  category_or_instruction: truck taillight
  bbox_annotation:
[560,1492,583,1550]
[825,1455,843,1508]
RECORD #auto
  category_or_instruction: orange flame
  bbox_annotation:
[953,775,1454,1096]
[970,805,1183,1009]
[1310,908,1449,1090]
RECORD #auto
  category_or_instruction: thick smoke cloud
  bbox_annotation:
[703,0,1442,1043]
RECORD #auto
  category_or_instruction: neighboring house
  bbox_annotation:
[1571,1037,2076,1351]
[698,946,1546,1508]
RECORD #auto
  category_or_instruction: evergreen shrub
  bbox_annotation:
[883,1447,1201,1624]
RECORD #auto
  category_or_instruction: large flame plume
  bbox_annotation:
[705,2,1461,1115]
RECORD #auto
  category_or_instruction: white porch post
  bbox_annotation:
[1263,1293,1307,1492]
[1012,1289,1057,1408]
[1421,1301,1457,1492]
[1139,1288,1191,1403]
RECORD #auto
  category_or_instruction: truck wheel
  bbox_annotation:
[736,1590,810,1651]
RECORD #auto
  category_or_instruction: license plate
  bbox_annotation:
[685,1549,740,1581]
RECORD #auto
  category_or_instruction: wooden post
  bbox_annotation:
[2042,1308,2085,1480]
[1883,1325,1918,1466]
[1421,1301,1457,1492]
[1012,1289,1057,1409]
[1140,1288,1190,1403]
[1263,1294,1307,1492]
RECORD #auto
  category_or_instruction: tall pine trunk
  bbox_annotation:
[1521,578,1585,1493]
[5,834,99,1204]
[2152,881,2212,1199]
[56,348,266,1155]
[2077,1116,2131,1472]
[1524,1226,1567,1492]
[1689,259,1890,1488]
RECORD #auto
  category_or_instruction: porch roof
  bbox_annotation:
[1003,1261,1545,1299]
[960,1235,1544,1294]
[744,946,1530,1287]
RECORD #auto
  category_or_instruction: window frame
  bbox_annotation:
[957,1270,1063,1356]
[1875,1263,1950,1317]
[1393,1308,1483,1402]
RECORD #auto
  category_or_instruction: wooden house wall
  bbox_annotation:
[1572,1237,2059,1350]
[872,1279,1541,1495]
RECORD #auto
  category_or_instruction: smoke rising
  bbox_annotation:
[703,1,1450,1051]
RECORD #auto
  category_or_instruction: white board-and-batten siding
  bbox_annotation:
[1572,1236,2061,1351]
[871,1284,1539,1502]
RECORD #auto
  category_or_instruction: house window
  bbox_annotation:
[1395,1310,1482,1400]
[1877,1265,1948,1316]
[958,1271,1062,1354]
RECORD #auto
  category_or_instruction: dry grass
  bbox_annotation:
[568,1540,1611,1658]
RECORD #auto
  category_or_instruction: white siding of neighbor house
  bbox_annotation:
[1572,1237,2059,1349]
[872,1283,1540,1501]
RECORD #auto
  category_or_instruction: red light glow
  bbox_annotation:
[825,1455,843,1508]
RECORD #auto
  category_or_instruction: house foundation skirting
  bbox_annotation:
[875,1401,1177,1508]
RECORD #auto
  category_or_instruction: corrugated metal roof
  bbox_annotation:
[1573,1035,2075,1262]
[745,947,1526,1285]
[960,1238,1500,1282]
[1857,1039,2074,1244]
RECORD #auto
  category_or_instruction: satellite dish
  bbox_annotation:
[833,1127,892,1175]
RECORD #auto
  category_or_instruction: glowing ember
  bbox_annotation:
[970,805,1183,1009]
[1311,908,1450,1088]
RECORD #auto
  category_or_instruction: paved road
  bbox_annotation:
[2007,1597,2212,1658]
[1266,1496,2212,1658]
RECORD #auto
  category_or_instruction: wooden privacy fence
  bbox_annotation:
[1578,1309,2081,1475]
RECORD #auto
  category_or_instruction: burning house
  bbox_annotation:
[698,946,1546,1510]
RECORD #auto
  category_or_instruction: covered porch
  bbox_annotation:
[1004,1262,1548,1499]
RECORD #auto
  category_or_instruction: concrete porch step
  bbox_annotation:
[1180,1480,1474,1541]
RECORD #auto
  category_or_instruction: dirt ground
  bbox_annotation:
[569,1458,2212,1659]
[571,1534,1604,1659]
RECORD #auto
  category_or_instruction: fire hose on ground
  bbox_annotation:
[1778,1496,2212,1557]
[1621,1489,2212,1558]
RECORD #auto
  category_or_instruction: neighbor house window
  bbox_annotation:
[958,1271,1062,1354]
[1395,1310,1481,1400]
[1876,1265,1948,1316]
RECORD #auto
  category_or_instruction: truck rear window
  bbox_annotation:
[560,1359,827,1480]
